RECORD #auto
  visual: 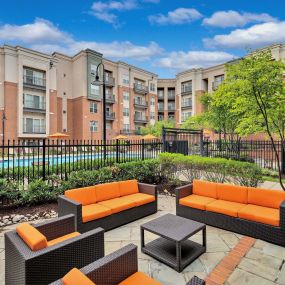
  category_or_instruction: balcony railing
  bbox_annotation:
[106,112,115,120]
[23,124,46,134]
[23,100,46,112]
[134,99,148,108]
[105,76,115,86]
[23,75,46,89]
[181,86,192,95]
[106,94,115,103]
[134,83,149,94]
[134,115,148,123]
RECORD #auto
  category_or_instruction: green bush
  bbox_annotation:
[0,179,21,206]
[158,153,263,187]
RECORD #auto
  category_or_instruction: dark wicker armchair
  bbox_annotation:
[5,214,105,285]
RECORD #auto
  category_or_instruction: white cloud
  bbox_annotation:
[143,0,160,3]
[155,50,236,71]
[0,18,71,44]
[0,18,163,61]
[149,8,203,25]
[204,21,285,49]
[203,10,277,28]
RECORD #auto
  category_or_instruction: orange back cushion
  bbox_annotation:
[16,223,48,251]
[248,187,285,209]
[62,268,95,285]
[119,180,139,196]
[193,180,217,199]
[65,186,97,206]
[217,183,248,204]
[95,182,120,202]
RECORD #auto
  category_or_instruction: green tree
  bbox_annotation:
[224,50,285,189]
[140,120,175,138]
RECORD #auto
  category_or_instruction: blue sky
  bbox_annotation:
[0,0,284,77]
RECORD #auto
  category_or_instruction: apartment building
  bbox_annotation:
[0,45,157,142]
[0,43,284,142]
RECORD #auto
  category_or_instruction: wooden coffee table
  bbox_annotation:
[141,213,206,272]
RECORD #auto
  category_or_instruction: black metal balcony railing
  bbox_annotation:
[106,94,115,103]
[134,83,149,94]
[23,100,46,112]
[134,99,148,108]
[106,112,115,120]
[23,124,46,134]
[105,76,115,86]
[181,86,192,95]
[134,116,148,123]
[23,75,46,88]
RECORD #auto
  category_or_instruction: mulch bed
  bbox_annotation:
[0,202,58,218]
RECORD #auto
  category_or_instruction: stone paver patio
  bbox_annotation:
[1,194,285,284]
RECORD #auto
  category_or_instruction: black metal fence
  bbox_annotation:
[0,139,162,184]
[203,140,285,174]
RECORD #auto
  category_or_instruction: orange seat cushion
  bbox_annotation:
[216,183,248,204]
[119,271,162,285]
[47,232,81,247]
[119,180,139,197]
[98,197,136,214]
[16,223,48,251]
[62,268,95,285]
[82,204,112,223]
[206,200,247,217]
[193,180,217,199]
[65,186,97,206]
[124,193,155,206]
[238,204,280,227]
[95,182,120,202]
[248,187,285,209]
[179,195,216,210]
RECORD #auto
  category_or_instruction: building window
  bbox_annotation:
[182,111,192,122]
[91,64,97,75]
[123,108,129,116]
[158,89,164,99]
[23,94,45,110]
[90,121,98,132]
[106,122,111,130]
[213,74,225,90]
[91,84,100,96]
[123,92,129,101]
[181,81,192,93]
[182,97,192,108]
[149,82,156,92]
[150,97,155,105]
[90,102,98,113]
[23,68,46,87]
[150,112,155,120]
[23,118,46,134]
[168,88,175,99]
[123,124,130,131]
[123,74,130,85]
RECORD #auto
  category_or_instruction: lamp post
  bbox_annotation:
[91,62,106,159]
[2,111,6,146]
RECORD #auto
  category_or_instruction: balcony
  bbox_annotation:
[23,100,46,113]
[106,94,115,104]
[134,115,148,123]
[23,124,46,134]
[105,76,115,87]
[134,99,148,109]
[181,86,192,96]
[106,112,115,121]
[23,75,46,90]
[134,83,149,94]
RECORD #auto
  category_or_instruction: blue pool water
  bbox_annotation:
[1,153,140,168]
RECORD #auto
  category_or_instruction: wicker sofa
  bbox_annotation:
[58,180,158,233]
[49,244,161,285]
[176,180,285,246]
[5,214,105,285]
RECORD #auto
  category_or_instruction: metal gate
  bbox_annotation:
[162,127,204,155]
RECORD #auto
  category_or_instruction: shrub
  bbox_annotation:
[0,179,21,206]
[158,153,263,187]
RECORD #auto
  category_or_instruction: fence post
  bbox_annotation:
[142,139,145,161]
[200,130,204,156]
[162,127,165,152]
[116,139,119,163]
[42,139,46,181]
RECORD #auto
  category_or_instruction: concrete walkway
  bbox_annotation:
[1,193,285,284]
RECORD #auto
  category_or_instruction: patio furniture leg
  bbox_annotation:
[176,241,181,272]
[203,227,207,251]
[141,227,145,248]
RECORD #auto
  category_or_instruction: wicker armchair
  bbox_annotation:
[50,244,143,285]
[5,214,105,285]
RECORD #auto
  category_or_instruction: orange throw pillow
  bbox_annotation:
[16,223,48,251]
[62,268,95,285]
[119,180,139,196]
